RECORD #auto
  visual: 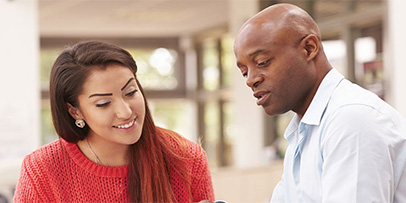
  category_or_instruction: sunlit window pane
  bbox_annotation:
[149,99,196,142]
[355,37,383,99]
[41,104,57,145]
[223,101,234,166]
[40,49,61,88]
[202,39,219,91]
[322,40,346,76]
[127,48,178,90]
[204,101,220,168]
[40,49,62,145]
[221,35,233,88]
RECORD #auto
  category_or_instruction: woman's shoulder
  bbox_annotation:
[24,139,67,168]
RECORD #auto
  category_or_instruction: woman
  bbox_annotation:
[14,41,215,202]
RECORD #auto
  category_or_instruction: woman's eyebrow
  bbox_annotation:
[89,93,113,98]
[121,77,135,91]
[88,78,135,98]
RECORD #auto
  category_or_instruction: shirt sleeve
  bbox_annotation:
[270,179,285,203]
[13,156,41,203]
[191,148,215,202]
[320,105,400,203]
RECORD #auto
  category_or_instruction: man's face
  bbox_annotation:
[234,23,317,116]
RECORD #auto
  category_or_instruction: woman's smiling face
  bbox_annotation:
[72,63,146,147]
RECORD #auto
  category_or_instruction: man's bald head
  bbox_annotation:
[235,3,321,49]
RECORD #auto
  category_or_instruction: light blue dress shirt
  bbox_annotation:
[271,69,406,203]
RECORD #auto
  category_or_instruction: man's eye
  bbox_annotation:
[258,60,270,67]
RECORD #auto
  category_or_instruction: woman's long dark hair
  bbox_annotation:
[49,41,190,202]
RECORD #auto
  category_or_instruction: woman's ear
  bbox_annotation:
[303,34,319,61]
[66,103,83,120]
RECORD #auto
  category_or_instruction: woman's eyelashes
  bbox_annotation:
[96,101,111,108]
[95,89,138,108]
[125,89,138,97]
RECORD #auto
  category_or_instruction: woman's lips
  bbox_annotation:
[114,119,135,129]
[113,118,136,133]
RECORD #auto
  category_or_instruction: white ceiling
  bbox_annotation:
[39,0,229,38]
[39,0,384,39]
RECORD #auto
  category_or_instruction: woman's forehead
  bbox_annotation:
[82,65,135,90]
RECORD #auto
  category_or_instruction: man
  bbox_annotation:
[234,3,406,203]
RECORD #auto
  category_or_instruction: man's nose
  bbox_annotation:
[246,71,262,89]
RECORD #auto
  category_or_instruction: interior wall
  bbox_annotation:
[0,0,40,163]
[385,0,406,117]
[229,0,270,168]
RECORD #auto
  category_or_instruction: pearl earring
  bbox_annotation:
[75,119,85,128]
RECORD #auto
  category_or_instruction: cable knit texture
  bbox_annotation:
[14,128,214,202]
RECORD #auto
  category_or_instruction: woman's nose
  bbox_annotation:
[115,99,132,119]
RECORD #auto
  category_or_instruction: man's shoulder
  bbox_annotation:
[320,80,406,138]
[319,78,404,130]
[326,79,397,119]
[330,79,379,107]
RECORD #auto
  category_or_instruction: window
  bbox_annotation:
[196,32,234,168]
[40,48,61,144]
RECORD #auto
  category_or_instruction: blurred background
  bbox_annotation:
[1,0,405,202]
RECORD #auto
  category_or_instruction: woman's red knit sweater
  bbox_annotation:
[13,129,214,202]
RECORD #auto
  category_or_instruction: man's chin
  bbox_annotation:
[263,106,275,116]
[263,105,285,116]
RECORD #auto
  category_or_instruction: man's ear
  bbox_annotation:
[303,34,319,61]
[66,103,83,120]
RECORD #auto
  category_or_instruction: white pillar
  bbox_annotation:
[385,0,406,117]
[0,0,40,163]
[229,0,267,168]
[180,35,198,143]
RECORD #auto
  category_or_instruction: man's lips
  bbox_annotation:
[253,91,271,106]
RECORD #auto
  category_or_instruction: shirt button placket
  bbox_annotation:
[293,124,307,202]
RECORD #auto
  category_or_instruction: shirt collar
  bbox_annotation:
[284,113,300,141]
[300,68,344,126]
